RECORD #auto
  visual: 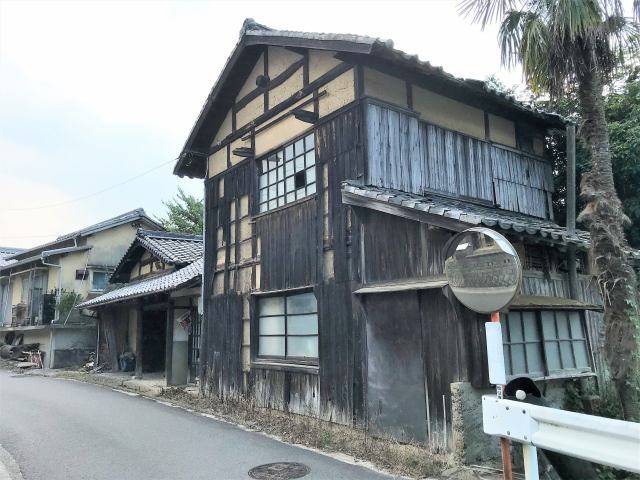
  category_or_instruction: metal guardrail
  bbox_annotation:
[483,395,640,478]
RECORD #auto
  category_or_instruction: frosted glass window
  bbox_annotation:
[257,290,318,362]
[503,310,591,379]
[257,134,316,213]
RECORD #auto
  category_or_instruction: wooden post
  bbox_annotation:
[566,124,579,300]
[165,302,174,385]
[491,311,513,480]
[135,304,143,379]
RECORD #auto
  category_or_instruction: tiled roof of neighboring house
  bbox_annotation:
[136,229,204,265]
[77,258,203,308]
[3,209,163,263]
[110,229,203,282]
[0,247,23,267]
[175,19,567,178]
[343,182,593,247]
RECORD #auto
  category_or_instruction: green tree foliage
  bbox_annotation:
[157,188,204,235]
[460,0,640,420]
[532,68,640,249]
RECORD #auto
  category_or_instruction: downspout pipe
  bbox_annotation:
[566,124,579,300]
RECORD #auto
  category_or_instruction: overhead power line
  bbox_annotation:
[1,157,178,212]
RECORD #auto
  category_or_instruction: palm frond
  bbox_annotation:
[458,0,519,29]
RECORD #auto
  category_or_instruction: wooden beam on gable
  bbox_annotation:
[234,57,306,113]
[211,62,352,153]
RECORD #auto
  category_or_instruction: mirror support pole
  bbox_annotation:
[491,311,513,480]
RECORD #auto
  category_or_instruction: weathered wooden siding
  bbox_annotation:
[365,101,553,219]
[360,210,449,283]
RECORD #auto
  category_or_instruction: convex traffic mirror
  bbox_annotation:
[443,227,522,314]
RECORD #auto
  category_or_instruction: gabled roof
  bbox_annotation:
[110,229,203,282]
[77,258,203,309]
[174,18,567,178]
[4,209,163,263]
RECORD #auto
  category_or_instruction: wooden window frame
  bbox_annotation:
[256,132,317,214]
[253,289,319,367]
[502,309,593,381]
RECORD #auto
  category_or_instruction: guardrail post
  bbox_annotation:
[522,444,539,480]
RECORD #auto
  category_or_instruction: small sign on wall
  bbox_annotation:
[485,322,506,386]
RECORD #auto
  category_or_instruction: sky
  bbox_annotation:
[0,0,630,248]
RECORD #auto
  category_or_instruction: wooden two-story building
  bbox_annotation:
[174,20,605,460]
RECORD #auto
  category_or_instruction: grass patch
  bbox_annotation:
[159,387,450,479]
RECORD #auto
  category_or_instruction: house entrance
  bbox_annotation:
[365,291,428,443]
[141,310,166,373]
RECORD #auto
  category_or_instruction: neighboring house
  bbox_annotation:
[173,19,610,460]
[0,247,25,268]
[0,209,163,369]
[77,230,203,386]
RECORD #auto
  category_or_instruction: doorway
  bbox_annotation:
[141,310,166,373]
[365,291,428,443]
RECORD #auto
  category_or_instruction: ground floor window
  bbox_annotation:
[257,290,318,362]
[502,310,592,379]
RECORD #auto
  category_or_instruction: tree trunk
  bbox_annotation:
[577,68,640,421]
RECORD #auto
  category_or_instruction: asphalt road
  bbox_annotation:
[0,371,394,480]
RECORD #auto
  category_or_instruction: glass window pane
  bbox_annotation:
[511,344,526,374]
[269,199,277,210]
[285,160,295,177]
[259,316,285,335]
[295,155,305,172]
[296,188,305,200]
[287,292,317,313]
[568,312,584,339]
[556,312,570,339]
[508,313,523,342]
[305,133,314,151]
[560,341,575,369]
[268,170,277,185]
[259,188,268,203]
[306,166,316,183]
[294,139,304,156]
[285,144,294,161]
[306,183,316,195]
[92,272,108,291]
[259,202,268,213]
[287,336,318,358]
[277,166,284,180]
[573,340,590,369]
[285,176,295,193]
[259,296,284,316]
[268,185,277,200]
[286,192,296,203]
[276,151,284,165]
[501,319,509,341]
[259,174,267,188]
[522,312,539,341]
[305,150,315,166]
[541,311,557,339]
[278,197,285,207]
[545,341,562,372]
[525,343,544,376]
[277,182,284,196]
[503,345,512,375]
[288,315,318,336]
[259,336,285,356]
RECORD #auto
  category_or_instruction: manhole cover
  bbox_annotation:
[248,462,310,480]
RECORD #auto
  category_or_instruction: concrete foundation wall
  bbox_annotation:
[451,381,567,464]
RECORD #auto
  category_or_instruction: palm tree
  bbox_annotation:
[459,0,640,420]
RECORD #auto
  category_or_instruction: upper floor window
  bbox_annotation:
[502,310,592,379]
[91,271,109,292]
[257,290,318,362]
[258,133,316,213]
